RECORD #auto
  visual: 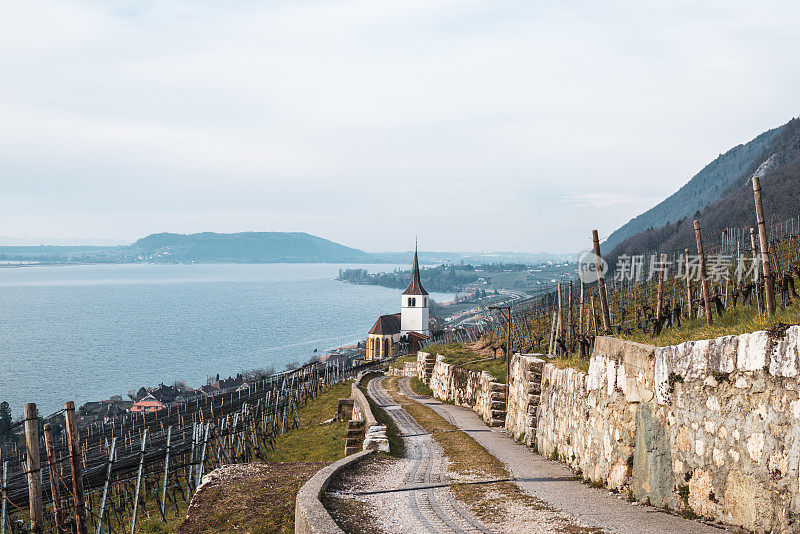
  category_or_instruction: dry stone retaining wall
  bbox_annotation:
[387,361,417,377]
[417,351,436,383]
[346,374,388,455]
[419,352,506,427]
[505,354,544,447]
[507,328,800,533]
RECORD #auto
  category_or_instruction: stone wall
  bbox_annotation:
[424,353,506,427]
[649,328,800,532]
[295,450,374,534]
[387,361,417,377]
[417,351,436,384]
[514,329,800,533]
[346,374,388,455]
[505,354,544,447]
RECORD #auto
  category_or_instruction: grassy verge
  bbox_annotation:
[177,463,323,534]
[549,355,590,373]
[426,343,507,383]
[139,509,189,534]
[618,305,800,347]
[389,354,416,370]
[424,342,484,363]
[409,376,433,396]
[460,358,507,383]
[262,380,352,462]
[358,373,404,457]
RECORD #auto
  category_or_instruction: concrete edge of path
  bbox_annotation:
[396,377,731,534]
[295,450,375,534]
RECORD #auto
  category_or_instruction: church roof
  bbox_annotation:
[402,245,428,296]
[369,313,402,335]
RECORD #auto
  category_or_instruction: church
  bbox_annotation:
[365,247,430,360]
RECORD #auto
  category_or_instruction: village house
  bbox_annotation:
[212,373,245,393]
[130,393,167,413]
[97,402,124,423]
[197,384,218,397]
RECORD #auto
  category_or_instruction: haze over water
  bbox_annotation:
[1,263,452,417]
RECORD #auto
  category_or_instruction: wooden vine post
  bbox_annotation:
[750,227,759,283]
[96,437,116,534]
[684,249,692,320]
[489,305,512,399]
[567,281,574,352]
[1,460,7,534]
[752,176,776,315]
[130,428,148,534]
[65,401,88,534]
[160,427,172,521]
[43,424,66,532]
[750,227,763,312]
[23,403,43,533]
[578,271,585,337]
[656,253,666,319]
[693,221,713,326]
[592,230,612,333]
[556,283,563,350]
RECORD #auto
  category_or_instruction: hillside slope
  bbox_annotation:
[607,117,800,266]
[127,232,371,263]
[603,127,781,250]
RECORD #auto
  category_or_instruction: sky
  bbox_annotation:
[0,1,798,253]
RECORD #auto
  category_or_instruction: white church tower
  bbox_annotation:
[400,244,429,336]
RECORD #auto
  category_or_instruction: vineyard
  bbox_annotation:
[0,358,385,533]
[423,178,800,367]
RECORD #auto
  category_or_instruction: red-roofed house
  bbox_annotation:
[130,394,166,413]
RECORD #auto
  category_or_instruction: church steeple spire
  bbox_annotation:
[402,241,428,296]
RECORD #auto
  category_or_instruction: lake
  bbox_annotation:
[0,263,453,417]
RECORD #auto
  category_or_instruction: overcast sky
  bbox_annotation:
[0,1,798,252]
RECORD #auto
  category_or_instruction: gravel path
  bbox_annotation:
[365,376,494,533]
[326,376,601,534]
[397,378,730,534]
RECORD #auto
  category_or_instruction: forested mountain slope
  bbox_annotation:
[606,117,800,268]
[604,127,781,250]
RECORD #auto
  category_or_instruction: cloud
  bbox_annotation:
[0,0,798,252]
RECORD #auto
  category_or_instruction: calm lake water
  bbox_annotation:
[0,263,453,417]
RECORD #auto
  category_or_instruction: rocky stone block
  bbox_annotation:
[736,331,769,371]
[607,460,630,491]
[632,403,675,508]
[687,468,716,518]
[363,425,390,453]
[723,471,772,532]
[708,335,737,373]
[769,326,799,377]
